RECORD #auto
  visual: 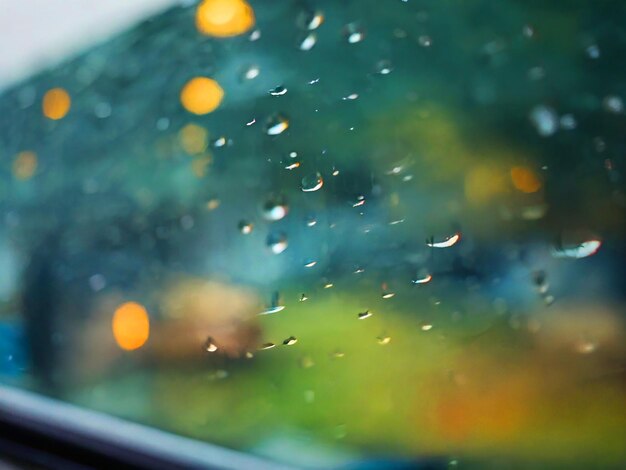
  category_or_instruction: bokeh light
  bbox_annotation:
[42,87,71,120]
[195,0,255,37]
[511,166,542,193]
[180,77,224,115]
[112,302,150,351]
[12,151,38,180]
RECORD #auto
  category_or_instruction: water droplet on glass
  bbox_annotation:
[249,29,261,41]
[298,10,324,30]
[243,65,260,80]
[530,105,558,137]
[382,292,395,299]
[246,117,257,126]
[267,232,289,254]
[299,33,317,51]
[342,93,359,101]
[377,335,391,345]
[205,337,218,352]
[412,273,432,285]
[259,342,276,350]
[299,293,309,302]
[603,95,624,114]
[323,282,334,289]
[211,136,227,147]
[354,266,365,274]
[283,336,298,346]
[344,23,365,43]
[304,259,317,268]
[421,324,433,331]
[376,60,393,75]
[265,113,290,135]
[418,35,432,47]
[532,271,550,294]
[358,310,372,320]
[522,24,535,38]
[285,161,300,170]
[262,198,289,221]
[426,233,461,248]
[238,220,254,234]
[269,85,288,96]
[352,195,366,207]
[332,350,345,359]
[552,239,602,259]
[301,172,324,192]
[245,351,255,359]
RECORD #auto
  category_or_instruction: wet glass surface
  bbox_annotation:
[1,1,626,468]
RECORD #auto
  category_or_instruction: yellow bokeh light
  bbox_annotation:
[112,302,150,351]
[12,151,38,180]
[179,123,209,154]
[42,87,71,120]
[511,166,541,193]
[195,0,255,37]
[180,77,224,115]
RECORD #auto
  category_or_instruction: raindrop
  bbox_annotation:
[285,161,300,170]
[323,282,334,289]
[418,35,432,47]
[262,198,289,221]
[205,337,218,352]
[265,113,290,135]
[305,215,317,227]
[412,273,432,284]
[354,267,365,274]
[211,136,227,147]
[301,172,324,192]
[332,350,345,359]
[552,239,602,259]
[249,29,261,41]
[238,220,254,234]
[259,342,276,350]
[267,232,289,254]
[532,271,549,294]
[377,335,391,345]
[376,60,393,75]
[426,233,461,248]
[530,105,558,137]
[421,324,433,331]
[269,85,288,96]
[603,95,624,114]
[382,292,395,299]
[332,168,339,176]
[243,65,260,80]
[246,118,256,126]
[299,293,309,302]
[283,336,298,346]
[299,33,317,51]
[342,93,359,100]
[298,10,324,30]
[260,305,285,315]
[358,310,372,320]
[344,23,365,44]
[304,259,317,268]
[352,195,366,207]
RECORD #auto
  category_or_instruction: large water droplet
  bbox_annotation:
[267,232,288,254]
[205,337,218,352]
[269,85,288,97]
[426,233,461,248]
[552,239,602,259]
[265,113,290,135]
[301,172,324,192]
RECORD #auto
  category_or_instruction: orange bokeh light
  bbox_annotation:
[511,166,541,193]
[180,77,224,115]
[112,302,150,351]
[195,0,255,37]
[42,87,71,120]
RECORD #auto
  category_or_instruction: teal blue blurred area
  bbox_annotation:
[0,0,625,468]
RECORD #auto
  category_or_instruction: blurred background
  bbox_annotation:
[0,0,625,468]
